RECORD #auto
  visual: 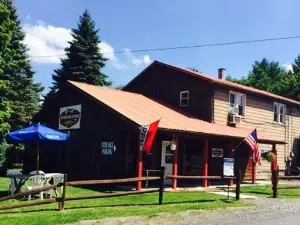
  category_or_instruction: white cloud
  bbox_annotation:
[23,22,72,64]
[23,21,151,69]
[283,64,293,73]
[124,48,152,67]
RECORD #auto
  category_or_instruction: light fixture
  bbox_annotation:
[170,135,177,151]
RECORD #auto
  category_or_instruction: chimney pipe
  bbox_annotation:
[218,68,226,80]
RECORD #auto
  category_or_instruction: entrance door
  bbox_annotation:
[161,141,173,185]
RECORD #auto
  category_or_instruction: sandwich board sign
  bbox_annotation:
[223,158,234,177]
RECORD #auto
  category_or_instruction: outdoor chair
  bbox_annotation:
[6,171,22,195]
[24,175,48,201]
[44,173,64,198]
[29,170,45,175]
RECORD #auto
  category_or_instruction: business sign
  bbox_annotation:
[212,148,223,158]
[101,142,116,155]
[223,158,234,177]
[59,105,81,130]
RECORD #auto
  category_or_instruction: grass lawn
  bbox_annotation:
[0,177,249,225]
[239,184,300,198]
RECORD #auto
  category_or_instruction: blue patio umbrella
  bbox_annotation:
[7,124,69,171]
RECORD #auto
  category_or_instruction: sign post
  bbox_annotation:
[223,158,234,203]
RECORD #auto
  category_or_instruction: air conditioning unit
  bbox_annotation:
[229,114,241,124]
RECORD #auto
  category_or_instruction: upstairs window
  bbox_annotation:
[273,102,286,124]
[180,91,189,107]
[228,91,246,116]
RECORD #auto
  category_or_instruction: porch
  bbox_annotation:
[133,132,281,190]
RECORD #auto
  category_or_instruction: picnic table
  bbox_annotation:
[7,174,31,194]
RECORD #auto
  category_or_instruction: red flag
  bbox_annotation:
[140,119,160,153]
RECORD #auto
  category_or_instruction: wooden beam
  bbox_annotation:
[202,139,208,187]
[252,160,256,184]
[271,144,277,171]
[137,130,143,191]
[172,136,179,189]
[166,175,235,180]
[67,177,160,186]
[229,140,234,186]
[0,198,58,211]
[65,189,159,201]
[0,184,58,202]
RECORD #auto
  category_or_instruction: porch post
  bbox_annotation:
[136,131,143,191]
[251,160,256,184]
[172,136,179,189]
[202,139,208,187]
[229,140,234,186]
[271,144,277,171]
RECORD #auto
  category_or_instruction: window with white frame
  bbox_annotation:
[273,102,286,124]
[228,91,246,116]
[180,91,189,107]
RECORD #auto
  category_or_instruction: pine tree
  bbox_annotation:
[0,1,13,167]
[3,0,43,131]
[49,9,111,95]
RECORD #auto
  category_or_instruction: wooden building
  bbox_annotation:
[27,60,299,188]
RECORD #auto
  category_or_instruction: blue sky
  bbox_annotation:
[14,0,300,92]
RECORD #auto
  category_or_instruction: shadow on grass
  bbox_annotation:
[0,199,222,215]
[0,191,9,198]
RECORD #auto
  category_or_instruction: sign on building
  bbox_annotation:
[59,105,81,130]
[101,142,116,155]
[223,158,234,177]
[212,148,223,157]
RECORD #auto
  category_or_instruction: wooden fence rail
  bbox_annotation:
[67,176,160,186]
[272,168,300,198]
[0,167,241,212]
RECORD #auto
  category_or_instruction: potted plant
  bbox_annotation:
[262,151,276,163]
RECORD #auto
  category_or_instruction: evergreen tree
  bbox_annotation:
[0,1,13,167]
[49,9,111,96]
[3,0,43,131]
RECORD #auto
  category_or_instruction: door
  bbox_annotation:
[161,141,173,185]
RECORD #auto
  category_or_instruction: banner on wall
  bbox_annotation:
[59,105,81,130]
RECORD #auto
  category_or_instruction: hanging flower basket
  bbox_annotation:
[262,151,276,162]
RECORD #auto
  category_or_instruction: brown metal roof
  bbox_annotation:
[68,81,284,144]
[127,61,300,106]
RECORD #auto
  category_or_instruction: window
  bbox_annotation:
[180,91,189,107]
[273,102,286,124]
[228,91,246,116]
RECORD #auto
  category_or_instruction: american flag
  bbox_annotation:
[244,129,261,165]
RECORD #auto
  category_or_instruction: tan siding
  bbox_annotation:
[214,88,300,179]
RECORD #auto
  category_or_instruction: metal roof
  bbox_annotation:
[68,81,285,144]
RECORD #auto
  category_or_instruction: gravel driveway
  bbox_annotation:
[72,198,300,225]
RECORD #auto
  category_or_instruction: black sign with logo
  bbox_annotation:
[60,108,81,128]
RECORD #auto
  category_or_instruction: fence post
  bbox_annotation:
[272,169,278,198]
[159,166,165,205]
[59,174,67,211]
[236,169,241,200]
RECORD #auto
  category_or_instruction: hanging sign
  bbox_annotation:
[212,148,223,157]
[223,158,234,177]
[59,105,81,130]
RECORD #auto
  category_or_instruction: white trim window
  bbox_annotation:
[228,91,246,116]
[180,91,189,107]
[273,102,286,124]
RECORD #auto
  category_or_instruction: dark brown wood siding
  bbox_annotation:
[124,63,214,122]
[26,85,137,180]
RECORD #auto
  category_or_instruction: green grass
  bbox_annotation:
[239,184,300,198]
[0,177,249,225]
